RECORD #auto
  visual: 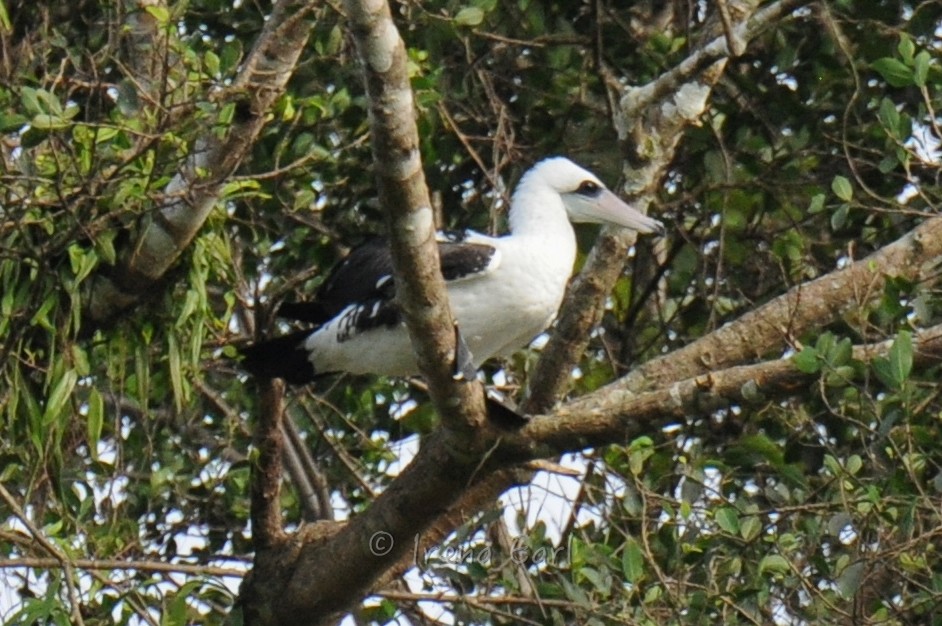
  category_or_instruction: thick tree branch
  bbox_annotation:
[248,4,835,621]
[269,319,942,624]
[239,3,941,623]
[84,0,317,326]
[343,0,488,437]
[509,323,942,458]
[615,213,942,394]
[525,0,808,412]
[243,212,942,623]
[419,213,942,580]
[251,379,286,549]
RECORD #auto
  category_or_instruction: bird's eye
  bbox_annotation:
[576,180,601,197]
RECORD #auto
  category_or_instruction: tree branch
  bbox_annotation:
[251,379,286,549]
[615,213,942,394]
[508,323,942,458]
[84,0,317,326]
[265,316,942,624]
[0,556,245,578]
[343,0,488,437]
[525,0,808,412]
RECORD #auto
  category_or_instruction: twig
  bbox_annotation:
[0,557,245,578]
[0,483,86,625]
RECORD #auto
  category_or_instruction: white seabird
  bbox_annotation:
[241,157,664,383]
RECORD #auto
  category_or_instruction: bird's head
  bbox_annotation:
[525,157,665,236]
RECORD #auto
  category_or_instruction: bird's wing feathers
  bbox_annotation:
[277,239,394,324]
[277,234,500,327]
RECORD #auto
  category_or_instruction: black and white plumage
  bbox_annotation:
[241,157,664,384]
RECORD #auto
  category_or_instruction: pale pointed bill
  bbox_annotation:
[590,189,665,235]
[564,187,665,236]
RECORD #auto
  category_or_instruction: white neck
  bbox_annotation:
[508,175,575,240]
[504,176,578,280]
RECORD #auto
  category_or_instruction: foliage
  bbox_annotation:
[0,0,941,624]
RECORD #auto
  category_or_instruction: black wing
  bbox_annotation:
[277,233,499,327]
[278,239,394,325]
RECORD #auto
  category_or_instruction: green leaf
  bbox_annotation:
[831,175,853,202]
[878,98,900,136]
[0,111,28,132]
[793,346,820,373]
[872,57,914,87]
[913,50,930,87]
[830,203,850,231]
[828,336,853,367]
[204,50,220,77]
[897,35,915,64]
[87,388,104,460]
[873,330,913,389]
[740,516,762,542]
[168,334,184,413]
[43,369,77,426]
[144,4,170,23]
[628,436,654,475]
[715,507,740,534]
[454,6,485,26]
[807,193,826,214]
[836,561,865,599]
[0,0,10,32]
[621,537,645,583]
[759,554,790,576]
[68,244,98,283]
[31,113,69,130]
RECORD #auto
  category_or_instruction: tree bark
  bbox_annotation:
[84,0,318,327]
[342,0,489,439]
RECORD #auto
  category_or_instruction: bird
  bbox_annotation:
[241,157,664,384]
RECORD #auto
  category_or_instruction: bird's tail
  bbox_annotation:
[239,330,316,385]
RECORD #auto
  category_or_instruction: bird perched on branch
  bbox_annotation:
[241,157,664,384]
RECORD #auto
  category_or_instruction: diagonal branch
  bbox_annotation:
[525,0,810,412]
[265,291,942,624]
[511,323,942,457]
[84,0,318,327]
[615,213,942,394]
[343,0,488,437]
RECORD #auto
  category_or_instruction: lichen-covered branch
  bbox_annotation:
[524,0,809,412]
[84,0,317,325]
[343,0,488,436]
[257,301,942,624]
[512,323,942,457]
[616,213,942,394]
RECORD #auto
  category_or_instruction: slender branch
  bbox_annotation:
[0,483,86,625]
[376,589,582,609]
[0,557,245,578]
[282,417,333,521]
[622,0,808,115]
